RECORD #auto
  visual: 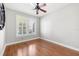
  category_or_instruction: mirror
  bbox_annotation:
[0,3,5,30]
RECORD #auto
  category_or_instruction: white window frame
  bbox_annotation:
[16,15,36,37]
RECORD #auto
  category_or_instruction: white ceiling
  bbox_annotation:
[4,3,69,17]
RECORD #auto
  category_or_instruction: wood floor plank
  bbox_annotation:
[3,39,79,56]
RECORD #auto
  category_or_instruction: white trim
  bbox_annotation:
[1,44,6,56]
[6,37,40,46]
[40,38,79,52]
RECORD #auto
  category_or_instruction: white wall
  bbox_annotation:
[0,29,5,55]
[40,3,79,50]
[5,8,40,44]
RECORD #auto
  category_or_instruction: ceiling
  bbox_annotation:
[4,3,69,17]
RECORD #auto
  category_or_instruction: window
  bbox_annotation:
[16,15,36,37]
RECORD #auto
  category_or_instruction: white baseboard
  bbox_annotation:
[6,37,40,46]
[40,38,79,52]
[2,37,40,56]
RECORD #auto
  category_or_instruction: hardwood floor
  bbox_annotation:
[4,39,79,56]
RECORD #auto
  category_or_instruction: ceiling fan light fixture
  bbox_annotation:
[33,3,47,15]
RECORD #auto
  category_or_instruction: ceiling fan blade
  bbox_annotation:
[36,9,39,14]
[39,8,46,13]
[40,3,46,7]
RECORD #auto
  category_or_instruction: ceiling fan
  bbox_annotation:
[33,3,47,14]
